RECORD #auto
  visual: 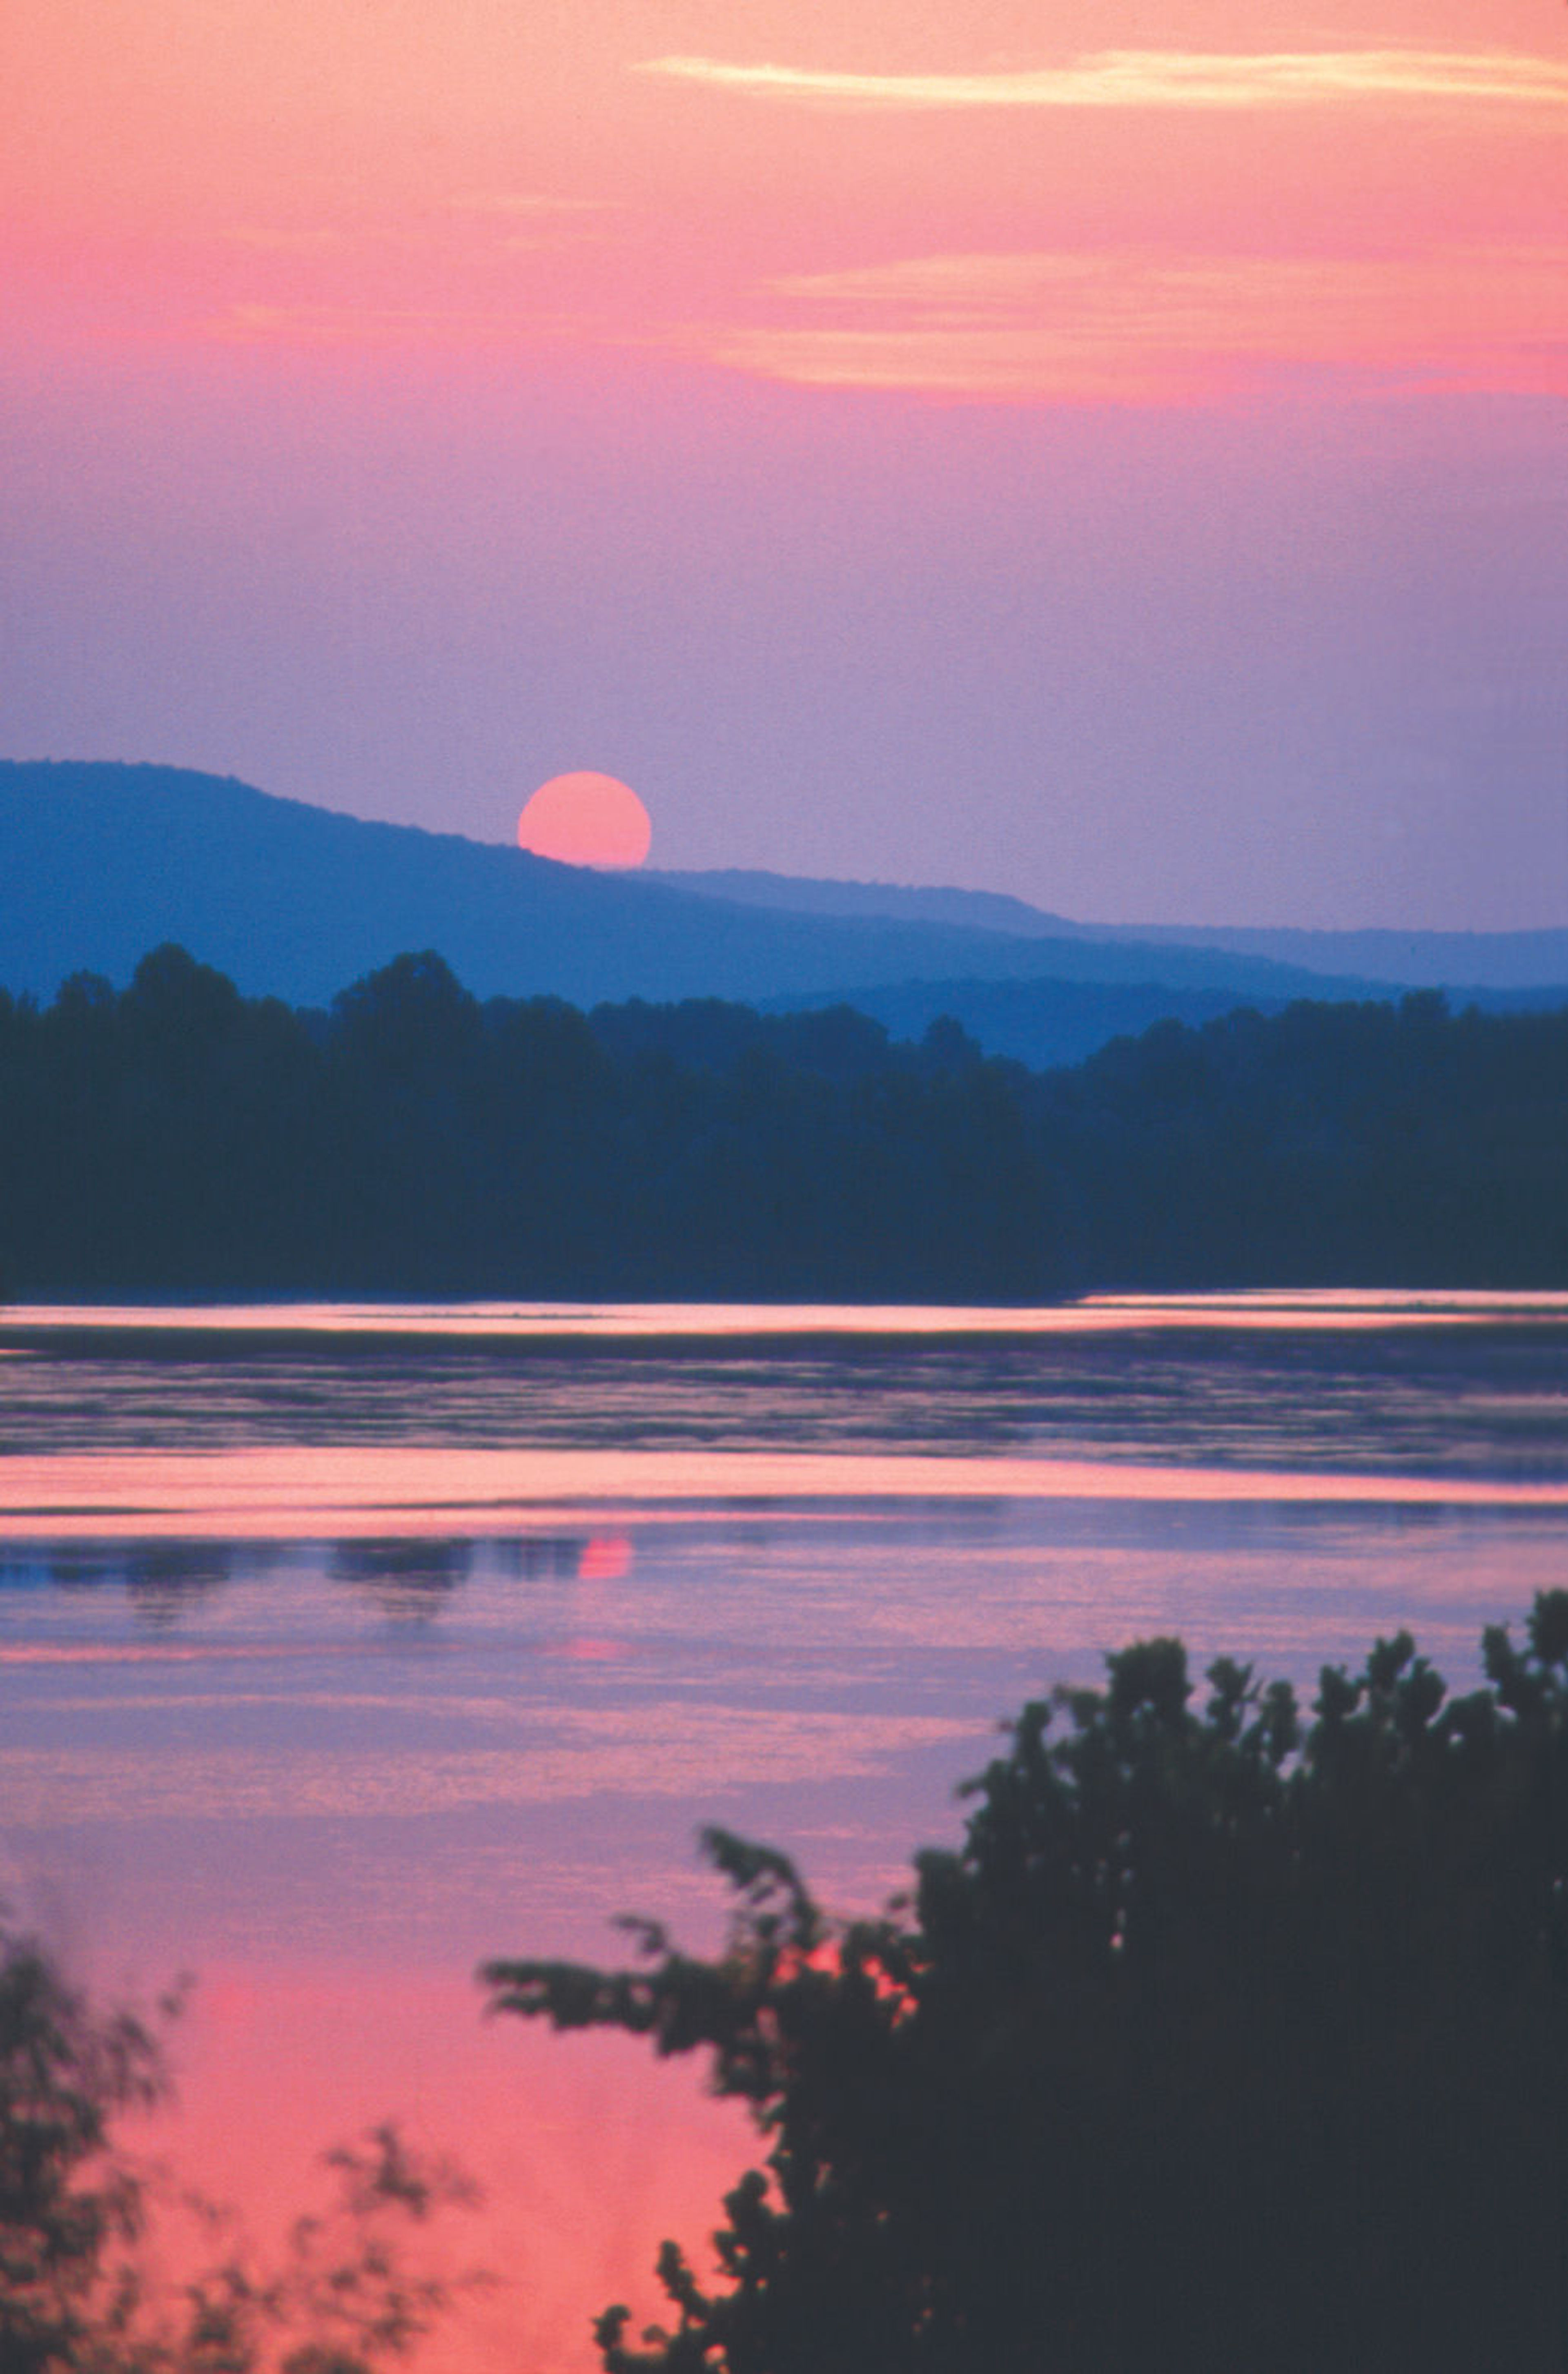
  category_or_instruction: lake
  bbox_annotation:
[3,1292,1567,2370]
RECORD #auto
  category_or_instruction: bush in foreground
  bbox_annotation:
[0,1933,478,2374]
[486,1597,1568,2373]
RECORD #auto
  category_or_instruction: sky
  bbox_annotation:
[3,0,1564,927]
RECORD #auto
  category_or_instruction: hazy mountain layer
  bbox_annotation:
[3,762,1403,1009]
[656,867,1568,991]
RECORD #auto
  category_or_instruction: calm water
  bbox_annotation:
[3,1293,1566,2370]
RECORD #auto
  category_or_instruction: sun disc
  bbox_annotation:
[516,772,652,869]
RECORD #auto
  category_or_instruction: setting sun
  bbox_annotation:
[516,771,652,869]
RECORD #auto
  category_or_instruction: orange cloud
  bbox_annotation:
[637,48,1568,112]
[709,245,1568,403]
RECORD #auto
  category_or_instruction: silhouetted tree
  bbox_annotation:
[486,1596,1568,2373]
[0,1922,479,2374]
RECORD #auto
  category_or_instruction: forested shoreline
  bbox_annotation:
[1,943,1564,1298]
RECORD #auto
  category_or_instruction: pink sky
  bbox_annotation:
[3,0,1564,924]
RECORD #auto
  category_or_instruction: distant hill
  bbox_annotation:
[655,866,1568,992]
[1086,920,1568,991]
[766,975,1568,1073]
[1,761,1410,1012]
[646,867,1084,941]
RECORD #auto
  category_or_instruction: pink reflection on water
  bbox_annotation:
[0,1640,321,1668]
[3,1444,1564,1542]
[575,1535,633,1582]
[5,1291,1568,1341]
[4,1290,1564,2371]
[141,1962,755,2374]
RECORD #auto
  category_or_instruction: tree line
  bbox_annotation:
[0,942,1563,1297]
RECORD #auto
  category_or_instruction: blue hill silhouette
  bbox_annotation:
[653,866,1568,991]
[0,760,1359,1008]
[4,764,1560,1049]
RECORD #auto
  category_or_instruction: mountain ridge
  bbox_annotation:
[650,866,1568,990]
[3,759,1424,1013]
[6,766,1561,1072]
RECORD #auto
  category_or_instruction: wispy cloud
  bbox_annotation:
[187,244,1566,406]
[637,49,1568,113]
[710,247,1568,404]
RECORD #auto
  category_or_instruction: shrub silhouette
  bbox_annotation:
[0,1929,479,2374]
[486,1597,1568,2372]
[0,1925,167,2374]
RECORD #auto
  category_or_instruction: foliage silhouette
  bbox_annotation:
[0,944,1565,1296]
[0,1925,479,2374]
[0,1924,168,2374]
[486,1597,1568,2372]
